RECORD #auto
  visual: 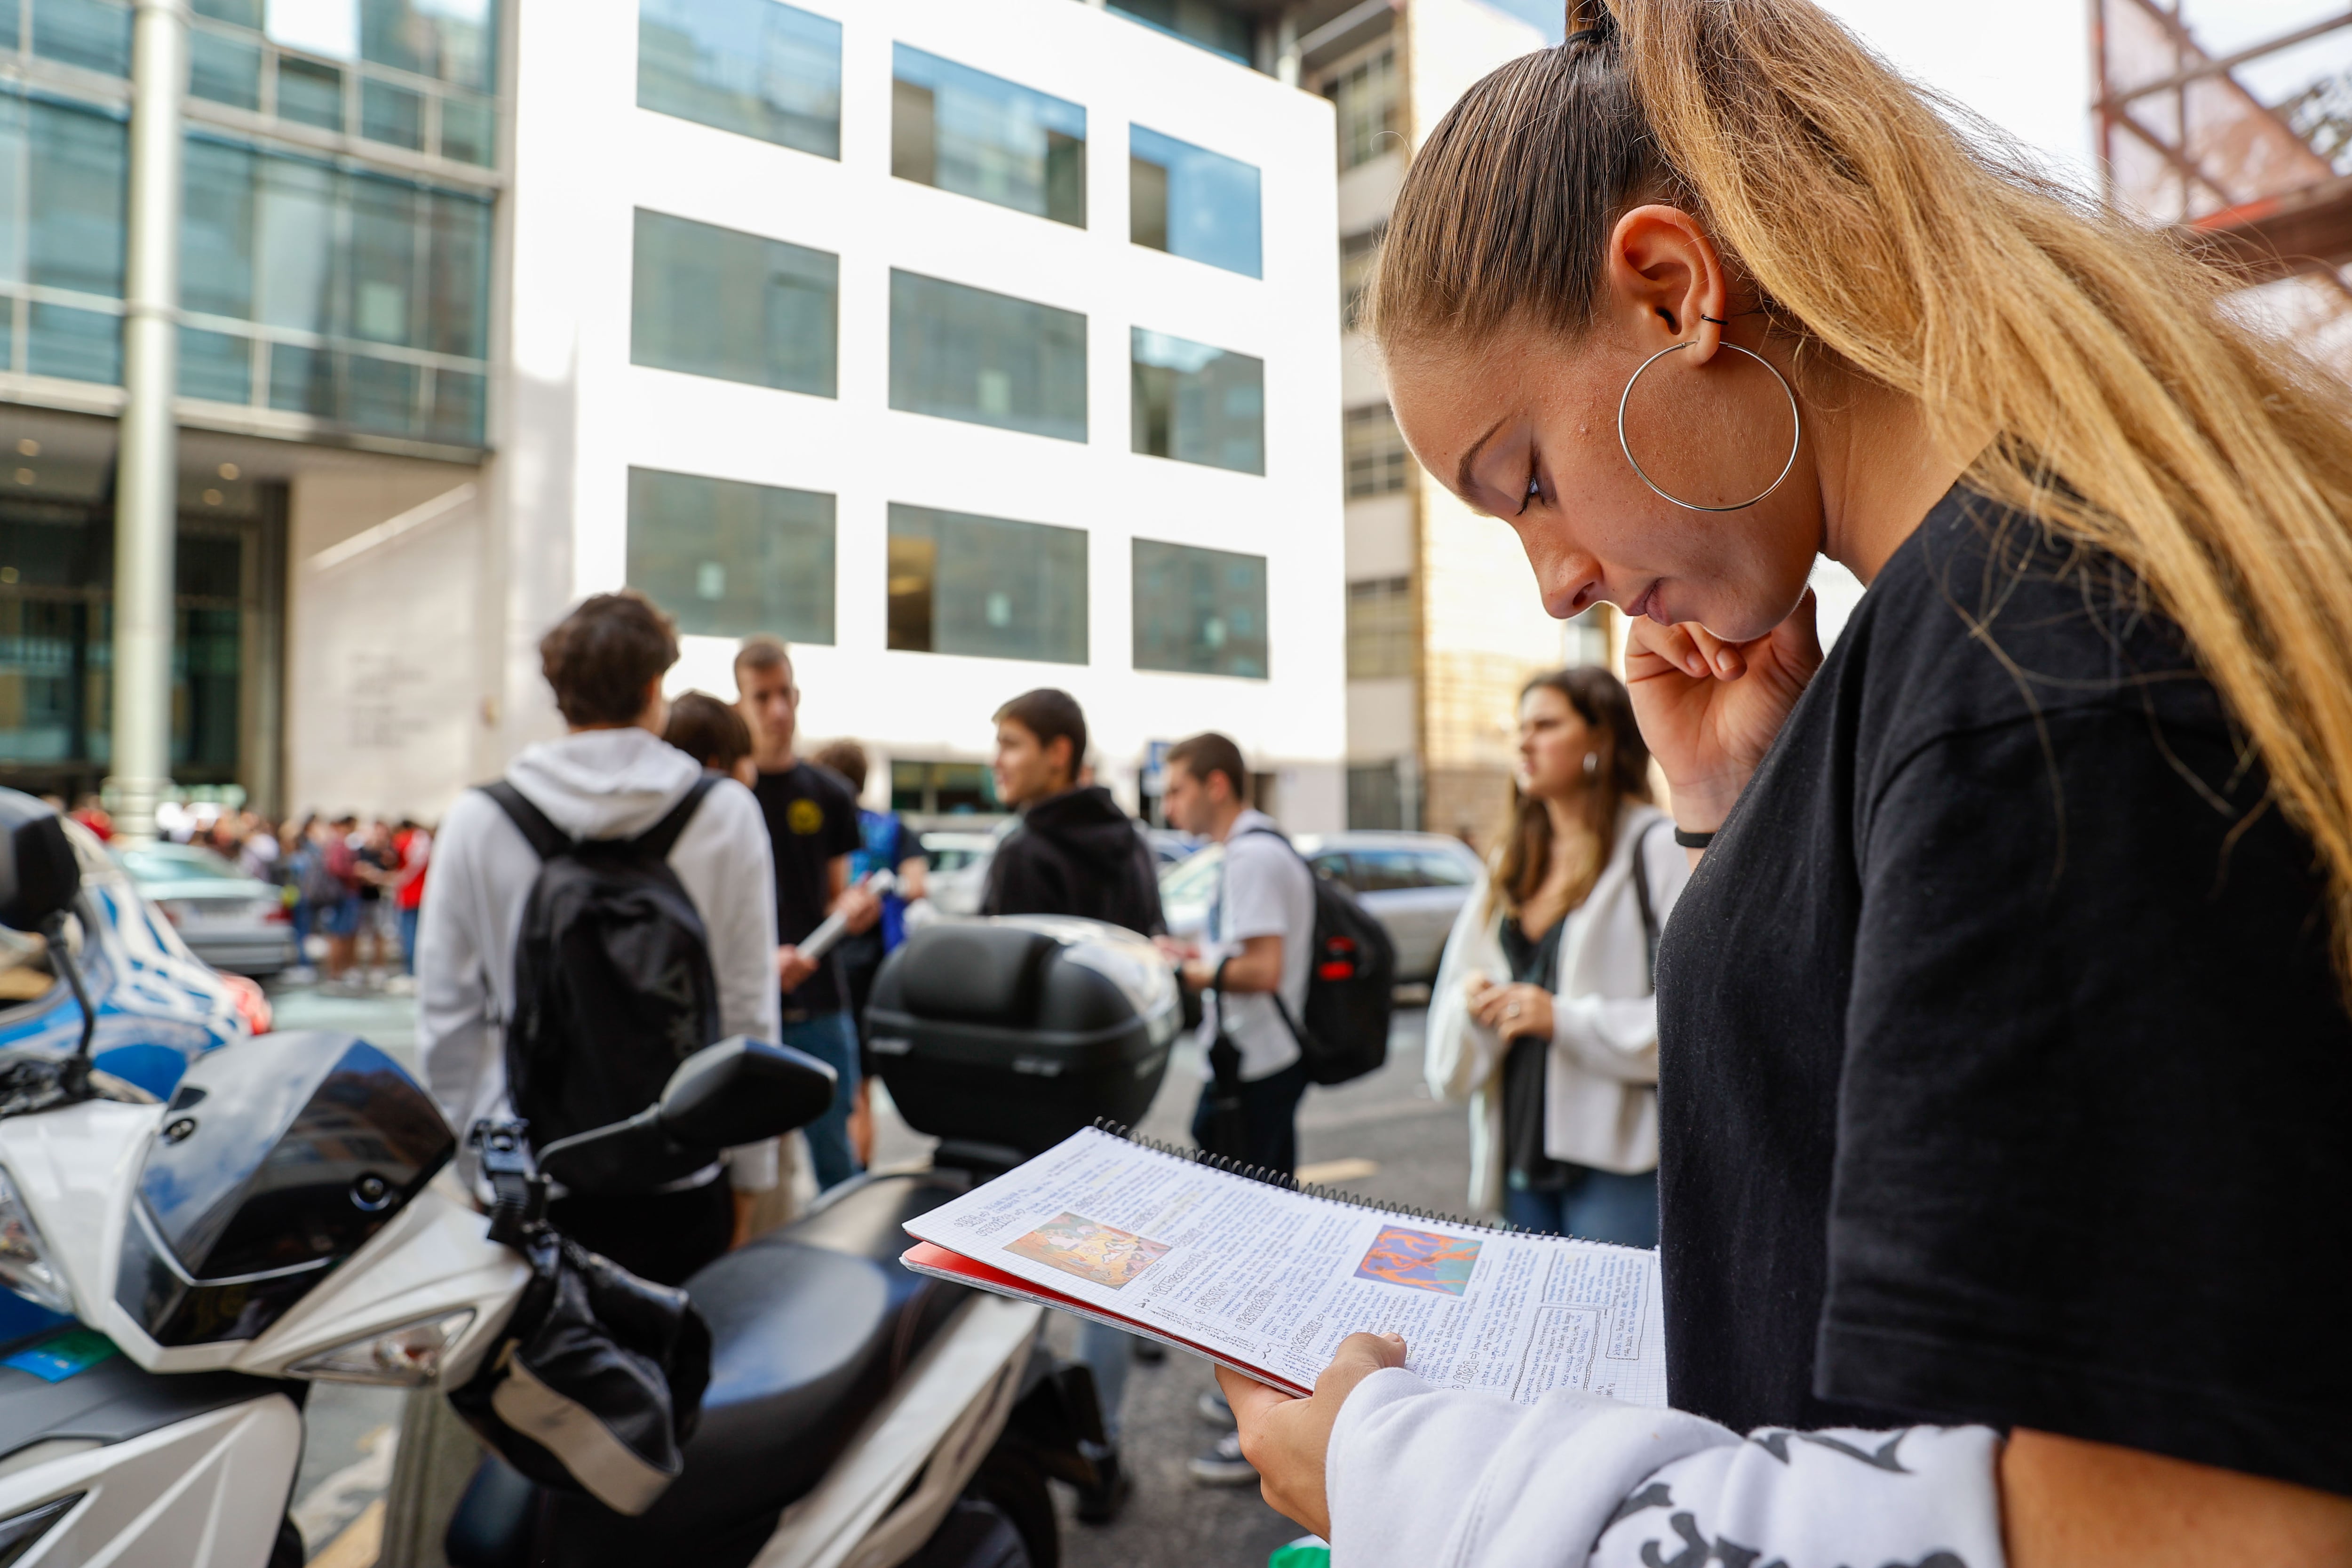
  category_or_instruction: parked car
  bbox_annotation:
[0,817,262,1103]
[918,829,1004,916]
[1158,829,1484,985]
[112,841,299,979]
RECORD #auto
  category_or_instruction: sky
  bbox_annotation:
[1481,0,2099,187]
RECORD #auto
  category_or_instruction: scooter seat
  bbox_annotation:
[542,1170,974,1566]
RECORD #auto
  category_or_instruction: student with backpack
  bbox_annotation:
[417,591,781,1287]
[1424,668,1688,1245]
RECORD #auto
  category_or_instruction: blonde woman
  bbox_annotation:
[1426,667,1687,1242]
[1216,2,2352,1564]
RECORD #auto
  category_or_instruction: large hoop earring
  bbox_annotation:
[1616,341,1802,513]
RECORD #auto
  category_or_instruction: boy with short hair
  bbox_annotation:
[418,591,780,1286]
[982,688,1165,938]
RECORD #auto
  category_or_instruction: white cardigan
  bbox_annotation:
[1424,804,1689,1210]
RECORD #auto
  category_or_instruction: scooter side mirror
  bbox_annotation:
[0,792,79,933]
[658,1037,837,1151]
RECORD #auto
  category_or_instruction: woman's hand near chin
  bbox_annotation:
[1625,589,1824,834]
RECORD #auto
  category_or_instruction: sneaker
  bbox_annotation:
[1131,1337,1166,1365]
[1187,1430,1257,1487]
[1074,1444,1132,1524]
[1197,1388,1235,1427]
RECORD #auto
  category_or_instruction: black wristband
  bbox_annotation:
[1672,827,1716,850]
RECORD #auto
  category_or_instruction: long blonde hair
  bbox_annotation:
[1367,0,2352,985]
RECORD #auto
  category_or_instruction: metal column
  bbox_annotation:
[106,0,188,846]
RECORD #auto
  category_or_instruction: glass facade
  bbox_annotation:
[890,269,1086,441]
[632,209,838,398]
[887,503,1087,665]
[1129,125,1259,278]
[1326,48,1399,170]
[1132,538,1266,678]
[1346,575,1412,679]
[1132,327,1262,474]
[637,0,840,159]
[626,467,835,644]
[178,135,494,444]
[0,93,126,385]
[175,0,500,167]
[1344,402,1408,497]
[0,486,277,790]
[891,45,1085,228]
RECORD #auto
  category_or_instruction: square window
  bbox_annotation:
[32,0,131,76]
[178,326,252,403]
[437,93,493,164]
[190,29,264,109]
[276,55,346,131]
[890,270,1085,442]
[891,44,1084,227]
[27,303,119,384]
[887,503,1086,665]
[1132,328,1263,474]
[428,366,485,446]
[1133,538,1267,678]
[632,209,836,396]
[361,79,425,149]
[627,467,835,643]
[1129,126,1259,278]
[637,0,840,158]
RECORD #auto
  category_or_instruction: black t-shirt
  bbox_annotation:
[1657,487,2352,1496]
[753,761,863,1014]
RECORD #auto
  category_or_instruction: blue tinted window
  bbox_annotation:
[1130,125,1259,278]
[189,29,263,110]
[628,467,835,643]
[892,45,1084,227]
[1107,0,1249,64]
[1133,538,1267,679]
[631,208,837,396]
[28,301,117,382]
[360,0,495,91]
[890,269,1086,442]
[638,0,839,158]
[32,0,130,76]
[1132,328,1262,475]
[179,326,251,402]
[887,504,1087,665]
[29,97,126,297]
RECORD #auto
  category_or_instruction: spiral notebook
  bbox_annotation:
[900,1123,1667,1407]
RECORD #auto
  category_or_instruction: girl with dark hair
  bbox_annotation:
[1425,666,1685,1242]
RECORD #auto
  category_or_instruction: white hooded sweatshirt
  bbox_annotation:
[417,726,782,1190]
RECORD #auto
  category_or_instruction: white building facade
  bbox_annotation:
[288,0,1345,830]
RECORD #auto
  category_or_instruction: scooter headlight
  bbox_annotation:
[288,1308,475,1387]
[0,1165,75,1316]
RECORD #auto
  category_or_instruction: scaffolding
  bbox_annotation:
[2093,0,2352,295]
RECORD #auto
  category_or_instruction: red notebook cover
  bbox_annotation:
[900,1241,1314,1400]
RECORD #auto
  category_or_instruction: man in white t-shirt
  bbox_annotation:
[1159,732,1316,1174]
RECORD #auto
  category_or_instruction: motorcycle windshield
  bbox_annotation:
[119,1031,454,1345]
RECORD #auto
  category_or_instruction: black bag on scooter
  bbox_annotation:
[449,1225,712,1518]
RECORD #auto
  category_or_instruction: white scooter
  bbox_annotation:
[0,795,1117,1568]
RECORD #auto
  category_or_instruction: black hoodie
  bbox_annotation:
[981,785,1166,937]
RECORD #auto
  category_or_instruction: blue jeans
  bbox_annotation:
[397,906,420,974]
[1503,1166,1660,1248]
[1075,1320,1133,1443]
[779,1010,861,1192]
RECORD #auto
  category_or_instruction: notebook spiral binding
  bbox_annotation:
[1090,1117,1527,1236]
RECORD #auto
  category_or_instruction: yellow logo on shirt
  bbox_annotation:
[787,799,824,835]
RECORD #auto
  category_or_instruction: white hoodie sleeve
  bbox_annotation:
[1327,1371,2005,1568]
[1425,876,1501,1105]
[416,790,506,1138]
[668,778,783,1192]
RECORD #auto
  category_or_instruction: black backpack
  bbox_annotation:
[483,777,722,1192]
[1237,828,1397,1087]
